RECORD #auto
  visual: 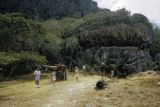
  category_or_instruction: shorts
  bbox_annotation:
[52,77,56,81]
[35,76,40,81]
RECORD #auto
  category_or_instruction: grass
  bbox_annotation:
[0,73,53,107]
[78,71,160,107]
[0,71,160,107]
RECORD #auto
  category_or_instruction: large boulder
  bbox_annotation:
[83,46,152,71]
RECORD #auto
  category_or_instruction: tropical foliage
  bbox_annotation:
[0,52,46,79]
[0,13,47,78]
[1,7,160,78]
[0,13,46,52]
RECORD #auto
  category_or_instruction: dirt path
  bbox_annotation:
[45,71,160,107]
[0,74,102,107]
[45,75,101,107]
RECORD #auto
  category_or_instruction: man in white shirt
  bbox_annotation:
[34,67,41,87]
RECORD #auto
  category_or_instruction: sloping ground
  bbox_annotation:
[76,71,160,107]
[0,71,160,107]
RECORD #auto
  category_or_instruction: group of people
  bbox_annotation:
[33,66,57,88]
[33,65,87,88]
[33,64,128,88]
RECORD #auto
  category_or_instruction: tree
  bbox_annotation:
[0,13,46,52]
[0,52,47,78]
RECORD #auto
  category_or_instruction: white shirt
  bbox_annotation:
[82,65,86,70]
[75,69,79,77]
[51,72,56,80]
[34,70,41,78]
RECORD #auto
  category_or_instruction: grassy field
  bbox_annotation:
[0,71,160,107]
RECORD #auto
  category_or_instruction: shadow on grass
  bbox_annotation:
[0,85,6,88]
[0,95,11,101]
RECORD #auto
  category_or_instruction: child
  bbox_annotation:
[75,67,79,82]
[34,67,41,88]
[51,71,56,86]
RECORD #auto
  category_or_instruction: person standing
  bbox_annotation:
[51,71,56,87]
[63,66,67,80]
[75,67,79,82]
[110,69,114,78]
[34,67,41,88]
[82,65,86,76]
[100,62,106,79]
[70,63,75,77]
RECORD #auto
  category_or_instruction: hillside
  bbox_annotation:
[54,9,154,71]
[0,0,98,20]
[0,2,160,78]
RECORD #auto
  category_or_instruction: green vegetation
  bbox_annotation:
[0,6,160,79]
[0,13,47,79]
[150,28,160,70]
[41,9,160,71]
[0,52,46,80]
[0,1,160,107]
[66,9,153,48]
[0,0,97,19]
[0,13,45,52]
[57,9,154,68]
[0,52,46,65]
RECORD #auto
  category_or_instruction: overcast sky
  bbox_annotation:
[94,0,160,26]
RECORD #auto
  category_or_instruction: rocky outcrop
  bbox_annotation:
[83,46,152,71]
[0,0,98,19]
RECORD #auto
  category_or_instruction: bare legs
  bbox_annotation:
[76,77,79,82]
[35,80,40,88]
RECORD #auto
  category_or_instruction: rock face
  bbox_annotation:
[83,46,152,71]
[0,0,98,19]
